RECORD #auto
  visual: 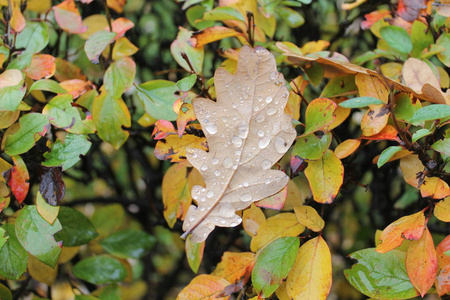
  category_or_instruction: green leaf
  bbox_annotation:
[411,128,431,143]
[72,255,127,284]
[380,26,413,54]
[277,6,304,28]
[84,30,116,63]
[2,113,49,156]
[202,6,245,22]
[15,205,62,267]
[170,27,204,73]
[104,57,136,98]
[75,296,99,300]
[90,204,125,236]
[185,236,204,273]
[320,74,357,98]
[29,79,68,94]
[100,229,156,259]
[0,283,12,300]
[43,134,91,170]
[0,84,26,111]
[15,22,49,55]
[186,5,215,30]
[92,90,131,149]
[344,248,418,299]
[252,237,299,298]
[339,97,384,108]
[54,207,98,247]
[304,62,323,86]
[304,98,336,135]
[436,32,450,67]
[100,284,121,300]
[0,224,28,279]
[177,74,197,92]
[410,21,434,58]
[136,80,179,121]
[432,138,450,156]
[394,93,421,123]
[377,146,403,168]
[293,132,332,160]
[410,104,450,124]
[0,227,6,250]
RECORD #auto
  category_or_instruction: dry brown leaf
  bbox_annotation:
[181,45,296,242]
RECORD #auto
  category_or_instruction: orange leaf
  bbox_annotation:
[435,235,450,296]
[355,73,390,103]
[3,156,29,204]
[54,58,86,82]
[190,26,243,48]
[286,236,332,300]
[361,9,392,29]
[304,150,344,204]
[24,54,56,80]
[10,2,26,33]
[152,120,176,140]
[59,79,92,99]
[108,18,134,40]
[435,196,450,222]
[107,0,126,13]
[177,103,196,137]
[177,274,230,300]
[400,154,424,188]
[53,0,87,34]
[361,124,401,142]
[420,177,450,199]
[212,252,255,284]
[436,235,450,269]
[361,104,390,136]
[334,139,360,159]
[406,228,438,297]
[376,210,425,253]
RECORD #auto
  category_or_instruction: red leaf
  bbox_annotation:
[107,18,134,40]
[152,120,176,140]
[361,10,392,30]
[24,54,56,80]
[3,156,29,204]
[53,0,87,34]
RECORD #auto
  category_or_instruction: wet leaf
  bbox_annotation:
[3,156,29,203]
[277,6,304,28]
[376,210,425,253]
[181,46,296,242]
[203,6,245,22]
[55,207,98,247]
[53,0,87,34]
[154,133,208,162]
[294,205,325,232]
[252,237,299,298]
[250,213,304,252]
[43,134,92,170]
[177,274,230,300]
[0,224,28,280]
[72,255,127,284]
[100,230,155,259]
[2,113,49,156]
[15,205,62,267]
[286,236,332,300]
[185,236,205,273]
[38,166,65,206]
[211,252,255,284]
[344,248,419,299]
[92,90,130,149]
[405,227,437,296]
[304,149,343,204]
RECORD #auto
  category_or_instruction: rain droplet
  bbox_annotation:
[212,158,219,165]
[214,170,221,176]
[222,117,228,122]
[205,124,218,135]
[192,152,198,158]
[234,150,241,156]
[243,182,249,187]
[237,217,243,223]
[265,96,273,103]
[232,136,242,147]
[200,164,208,171]
[206,190,215,198]
[253,105,260,112]
[223,157,233,168]
[243,92,249,99]
[192,194,199,200]
[240,193,253,202]
[264,178,271,184]
[257,96,263,102]
[200,207,205,211]
[262,160,271,169]
[232,103,238,108]
[256,115,265,122]
[238,123,249,139]
[201,188,206,193]
[267,107,277,115]
[230,222,238,226]
[220,219,226,224]
[274,136,290,153]
[269,71,278,80]
[200,197,206,202]
[282,91,289,98]
[258,137,270,149]
[189,215,195,221]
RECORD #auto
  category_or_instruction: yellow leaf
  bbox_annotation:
[57,247,80,264]
[376,210,425,253]
[300,40,330,55]
[400,154,424,188]
[406,228,438,297]
[177,274,230,300]
[435,196,450,222]
[112,37,139,60]
[36,191,60,225]
[242,204,266,237]
[420,177,450,199]
[28,254,58,286]
[191,26,243,47]
[0,69,23,88]
[154,134,208,162]
[294,205,325,232]
[355,73,389,103]
[282,176,310,210]
[250,213,304,252]
[334,139,360,159]
[286,236,332,300]
[212,252,255,284]
[361,104,390,136]
[304,150,343,204]
[78,14,109,40]
[181,46,296,242]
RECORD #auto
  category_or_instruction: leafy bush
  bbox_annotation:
[0,0,449,299]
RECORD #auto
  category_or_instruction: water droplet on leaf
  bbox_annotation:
[258,136,270,149]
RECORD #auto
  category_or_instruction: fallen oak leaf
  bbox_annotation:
[181,45,296,242]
